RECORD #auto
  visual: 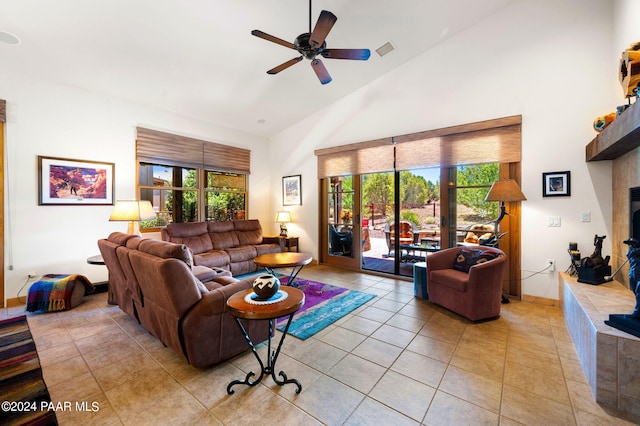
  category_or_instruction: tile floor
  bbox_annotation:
[5,265,640,425]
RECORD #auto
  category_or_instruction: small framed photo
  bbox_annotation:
[542,171,570,197]
[283,175,302,206]
[38,156,115,205]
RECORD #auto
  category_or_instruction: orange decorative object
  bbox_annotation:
[620,42,640,98]
[593,112,617,132]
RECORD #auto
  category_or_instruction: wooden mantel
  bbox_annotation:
[586,99,640,161]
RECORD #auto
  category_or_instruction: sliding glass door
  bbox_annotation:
[322,176,362,270]
[316,116,522,295]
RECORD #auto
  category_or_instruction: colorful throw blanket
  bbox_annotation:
[26,274,94,313]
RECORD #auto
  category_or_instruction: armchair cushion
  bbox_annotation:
[453,248,499,273]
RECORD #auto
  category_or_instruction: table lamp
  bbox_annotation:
[275,211,292,237]
[109,200,156,236]
[485,179,527,225]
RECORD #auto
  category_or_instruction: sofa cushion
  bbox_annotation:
[430,269,469,292]
[192,265,232,283]
[138,239,194,268]
[194,278,209,295]
[254,243,282,256]
[234,219,263,246]
[207,221,240,249]
[226,246,258,263]
[453,248,498,273]
[193,250,230,269]
[163,222,213,254]
[108,231,138,246]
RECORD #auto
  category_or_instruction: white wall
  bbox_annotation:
[270,0,620,300]
[3,0,630,303]
[1,72,270,303]
[614,0,640,51]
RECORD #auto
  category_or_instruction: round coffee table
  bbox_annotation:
[254,252,312,287]
[226,287,305,394]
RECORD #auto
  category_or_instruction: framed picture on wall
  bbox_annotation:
[542,171,570,197]
[283,175,302,206]
[38,156,115,205]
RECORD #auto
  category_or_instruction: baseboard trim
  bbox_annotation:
[6,297,25,308]
[522,294,559,308]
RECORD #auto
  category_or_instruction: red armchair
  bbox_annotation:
[426,246,506,321]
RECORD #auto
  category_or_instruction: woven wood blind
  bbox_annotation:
[315,138,394,178]
[136,127,250,174]
[315,116,521,177]
[395,116,522,170]
[0,100,5,123]
[203,142,250,174]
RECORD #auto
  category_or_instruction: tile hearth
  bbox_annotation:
[4,265,639,425]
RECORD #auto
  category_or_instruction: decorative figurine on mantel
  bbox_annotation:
[576,235,611,285]
[605,238,640,338]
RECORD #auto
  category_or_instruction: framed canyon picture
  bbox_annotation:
[38,156,114,205]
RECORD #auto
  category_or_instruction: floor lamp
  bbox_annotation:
[485,179,527,230]
[485,179,526,304]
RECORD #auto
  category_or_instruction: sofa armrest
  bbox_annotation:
[185,277,253,318]
[263,236,286,251]
[467,254,506,285]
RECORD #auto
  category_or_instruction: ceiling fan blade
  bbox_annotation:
[267,56,303,75]
[251,29,296,49]
[311,58,332,85]
[322,48,371,61]
[310,10,337,48]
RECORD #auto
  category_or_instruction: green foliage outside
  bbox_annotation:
[362,173,393,217]
[456,164,499,219]
[400,211,420,228]
[386,211,420,229]
[338,176,353,211]
[208,193,245,221]
[400,171,428,205]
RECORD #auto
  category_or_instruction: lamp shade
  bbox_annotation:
[275,211,292,223]
[109,200,156,221]
[485,179,526,202]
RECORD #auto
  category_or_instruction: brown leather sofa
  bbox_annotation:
[426,246,506,321]
[161,219,284,276]
[98,232,269,368]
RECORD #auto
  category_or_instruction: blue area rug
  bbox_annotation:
[277,279,376,340]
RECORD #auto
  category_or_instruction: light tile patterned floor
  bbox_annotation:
[6,264,639,425]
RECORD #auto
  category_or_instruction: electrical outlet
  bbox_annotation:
[27,272,38,279]
[546,259,555,272]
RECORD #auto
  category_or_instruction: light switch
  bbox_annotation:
[548,216,561,227]
[581,211,591,222]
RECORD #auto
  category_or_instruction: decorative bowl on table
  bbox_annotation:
[252,274,280,300]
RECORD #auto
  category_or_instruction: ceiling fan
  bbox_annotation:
[251,0,371,85]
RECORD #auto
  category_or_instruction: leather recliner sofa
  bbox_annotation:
[98,232,269,368]
[161,219,284,276]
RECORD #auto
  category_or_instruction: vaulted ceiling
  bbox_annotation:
[1,0,516,137]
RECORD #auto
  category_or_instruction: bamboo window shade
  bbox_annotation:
[315,137,395,178]
[315,116,521,177]
[136,127,251,174]
[0,100,5,123]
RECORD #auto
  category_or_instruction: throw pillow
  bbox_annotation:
[453,248,498,273]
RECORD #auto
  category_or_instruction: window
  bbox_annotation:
[138,164,246,228]
[135,127,250,230]
[445,163,499,246]
[205,171,246,221]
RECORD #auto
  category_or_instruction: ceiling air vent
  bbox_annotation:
[376,41,395,57]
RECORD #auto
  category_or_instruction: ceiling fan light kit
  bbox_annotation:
[252,1,370,85]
